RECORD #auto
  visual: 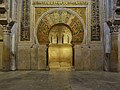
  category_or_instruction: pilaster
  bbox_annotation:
[118,26,120,71]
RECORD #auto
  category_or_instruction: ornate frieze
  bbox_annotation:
[32,1,88,6]
[0,0,8,25]
[20,0,30,41]
[91,0,101,41]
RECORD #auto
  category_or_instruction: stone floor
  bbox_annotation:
[0,71,120,90]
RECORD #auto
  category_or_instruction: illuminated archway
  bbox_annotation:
[49,23,72,44]
[48,24,73,70]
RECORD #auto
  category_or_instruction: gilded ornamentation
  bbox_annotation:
[35,8,86,25]
[71,8,86,25]
[36,9,84,44]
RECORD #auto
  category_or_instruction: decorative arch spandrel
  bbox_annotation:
[36,8,85,45]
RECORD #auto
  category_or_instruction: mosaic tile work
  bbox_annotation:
[20,0,30,41]
[91,0,101,41]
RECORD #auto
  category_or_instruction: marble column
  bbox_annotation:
[11,34,16,71]
[2,25,11,71]
[118,26,120,71]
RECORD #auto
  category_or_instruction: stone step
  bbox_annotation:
[49,62,71,71]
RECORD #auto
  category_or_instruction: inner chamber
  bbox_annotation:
[48,24,73,70]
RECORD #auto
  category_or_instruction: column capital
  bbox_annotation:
[112,25,120,33]
[3,30,11,34]
[2,25,11,34]
[2,25,7,30]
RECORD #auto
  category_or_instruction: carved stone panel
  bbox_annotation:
[91,0,101,41]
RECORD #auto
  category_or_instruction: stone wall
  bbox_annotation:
[38,45,47,70]
[17,43,104,71]
[0,42,3,70]
[0,26,3,70]
[75,44,104,71]
[16,45,47,70]
[16,0,105,71]
[17,46,31,70]
[30,45,38,70]
[110,33,118,71]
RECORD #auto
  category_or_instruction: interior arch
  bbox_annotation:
[48,24,73,70]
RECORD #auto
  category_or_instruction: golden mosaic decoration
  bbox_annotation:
[35,8,86,25]
[36,8,85,44]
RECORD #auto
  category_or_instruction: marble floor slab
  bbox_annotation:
[0,71,120,90]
